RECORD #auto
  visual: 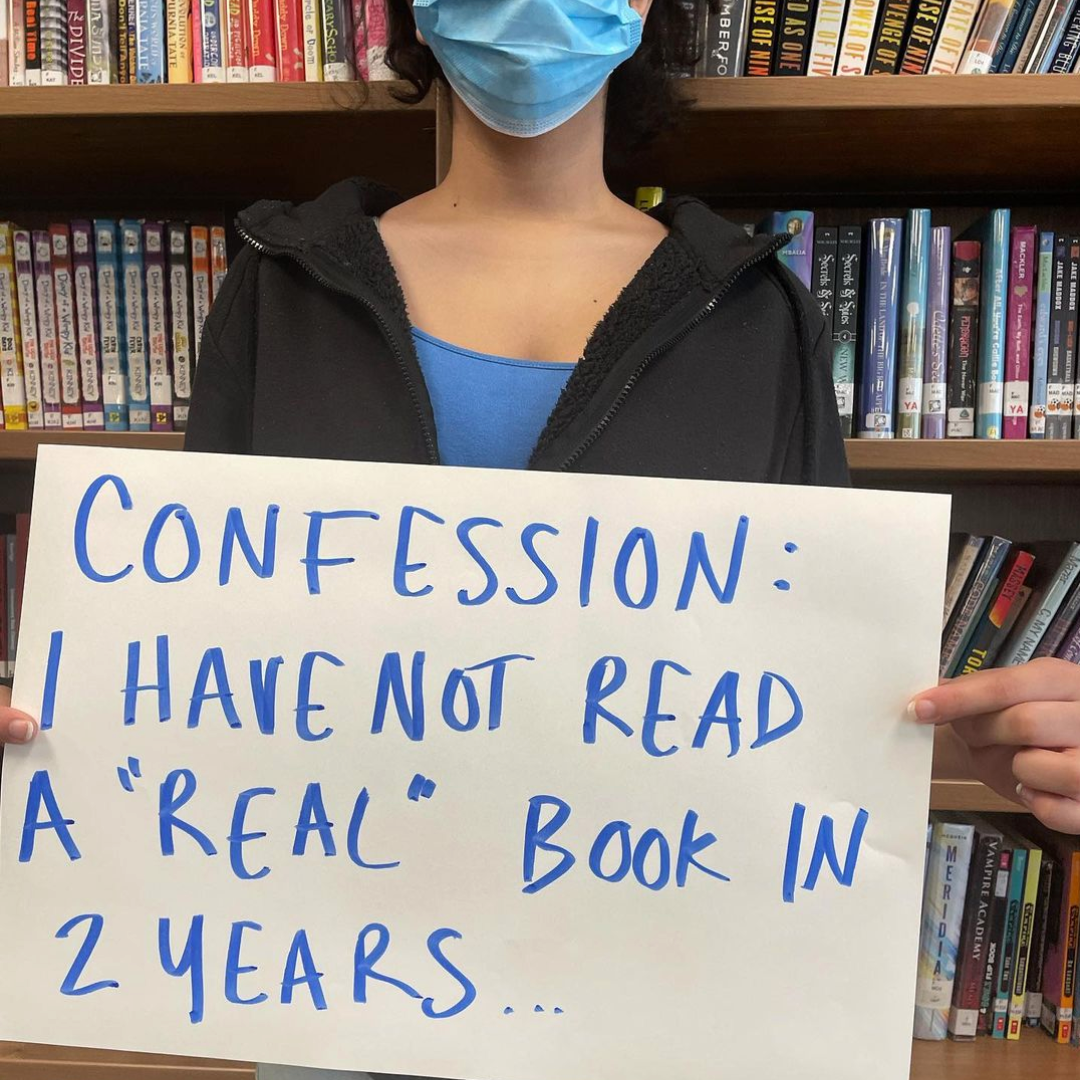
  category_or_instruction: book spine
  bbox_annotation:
[898,209,931,439]
[1001,542,1080,664]
[943,534,984,628]
[24,0,40,82]
[274,0,302,78]
[120,220,150,432]
[0,226,27,431]
[1063,236,1080,439]
[39,0,67,82]
[32,233,61,428]
[704,0,752,74]
[190,226,211,367]
[1034,576,1080,658]
[812,227,838,334]
[835,0,882,71]
[773,0,817,72]
[956,550,1035,676]
[745,0,779,72]
[948,242,981,439]
[70,221,104,430]
[976,209,1011,438]
[960,0,1019,68]
[116,0,129,79]
[1014,0,1055,68]
[5,533,15,674]
[9,0,26,85]
[245,0,274,77]
[980,847,1013,1035]
[922,225,951,439]
[1041,851,1080,1043]
[1010,847,1044,1039]
[1056,620,1080,662]
[806,0,846,71]
[915,822,975,1040]
[771,211,814,290]
[209,225,228,300]
[49,225,83,429]
[142,224,172,433]
[1004,225,1037,439]
[994,846,1028,1037]
[301,0,320,78]
[989,0,1025,68]
[320,0,352,78]
[364,0,391,78]
[224,0,248,78]
[899,0,946,71]
[999,0,1040,69]
[133,0,164,80]
[949,831,1001,1039]
[858,218,903,439]
[12,231,42,430]
[1027,0,1073,69]
[1030,231,1055,438]
[1027,857,1056,1026]
[940,535,1011,674]
[1050,0,1080,68]
[197,0,222,78]
[832,226,861,437]
[167,224,193,432]
[867,0,914,71]
[1046,234,1070,438]
[67,0,87,81]
[85,0,113,80]
[165,0,191,80]
[93,220,127,432]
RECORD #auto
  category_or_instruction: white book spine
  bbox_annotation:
[12,233,43,429]
[927,0,983,71]
[835,0,881,72]
[806,0,848,72]
[51,233,83,429]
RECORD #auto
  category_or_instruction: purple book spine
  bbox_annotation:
[143,223,173,432]
[923,225,951,439]
[32,231,63,429]
[70,221,104,429]
[1004,225,1038,439]
[1055,617,1080,662]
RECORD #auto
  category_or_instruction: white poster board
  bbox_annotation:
[0,446,949,1080]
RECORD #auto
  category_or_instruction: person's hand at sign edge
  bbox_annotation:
[0,685,38,744]
[912,657,1080,835]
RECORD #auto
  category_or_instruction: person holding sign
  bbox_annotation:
[1,0,1080,1077]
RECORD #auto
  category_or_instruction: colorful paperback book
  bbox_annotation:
[12,231,43,430]
[858,217,903,439]
[86,0,112,80]
[23,0,41,83]
[1063,236,1080,438]
[954,549,1035,678]
[961,0,1020,68]
[993,841,1028,1037]
[246,0,275,77]
[966,210,1011,438]
[835,0,881,72]
[8,0,25,85]
[275,0,302,78]
[166,0,192,81]
[867,0,914,71]
[70,221,104,430]
[744,0,780,73]
[1008,839,1044,1039]
[1030,231,1054,437]
[999,541,1080,664]
[93,221,128,432]
[806,0,846,71]
[49,225,83,430]
[302,0,320,78]
[120,221,151,431]
[39,0,67,82]
[31,232,61,429]
[0,226,26,430]
[1027,855,1057,1026]
[940,535,1011,676]
[226,0,249,79]
[363,0,390,78]
[948,240,981,438]
[1040,839,1080,1043]
[898,209,931,439]
[980,843,1014,1035]
[766,211,813,290]
[67,0,87,82]
[1004,225,1037,439]
[923,226,950,439]
[197,0,223,79]
[191,226,211,366]
[117,0,130,79]
[167,224,194,432]
[899,0,947,71]
[320,0,352,78]
[143,224,172,433]
[915,819,975,1040]
[832,225,860,437]
[999,0,1042,68]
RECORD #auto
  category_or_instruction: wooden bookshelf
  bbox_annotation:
[909,1035,1079,1078]
[931,779,1024,813]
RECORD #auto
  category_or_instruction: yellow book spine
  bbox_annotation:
[0,225,29,431]
[1008,846,1042,1040]
[166,0,193,82]
[634,187,665,211]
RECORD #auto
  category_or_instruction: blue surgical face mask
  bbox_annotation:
[412,0,643,138]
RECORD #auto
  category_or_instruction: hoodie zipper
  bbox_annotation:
[557,235,790,472]
[234,223,440,465]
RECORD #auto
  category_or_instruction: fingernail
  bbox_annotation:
[1016,783,1033,804]
[8,719,34,743]
[907,698,938,723]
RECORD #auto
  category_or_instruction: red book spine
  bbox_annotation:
[226,0,250,78]
[1004,225,1038,439]
[246,0,277,78]
[67,0,88,82]
[275,0,304,79]
[351,0,367,78]
[191,0,203,79]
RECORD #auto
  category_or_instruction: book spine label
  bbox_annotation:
[197,0,223,78]
[867,0,913,71]
[703,0,751,75]
[32,233,61,428]
[744,0,779,73]
[320,0,352,78]
[67,0,87,81]
[1004,226,1038,438]
[835,0,881,72]
[85,0,112,80]
[1030,231,1055,437]
[246,0,275,77]
[120,222,150,431]
[0,228,28,430]
[168,225,193,432]
[12,232,43,430]
[832,226,860,436]
[50,227,83,429]
[898,209,931,439]
[922,225,951,438]
[134,0,164,80]
[950,832,1000,1038]
[143,225,172,432]
[71,222,104,430]
[977,210,1011,438]
[859,218,903,438]
[806,0,845,71]
[93,222,128,432]
[24,0,41,82]
[302,0,320,78]
[773,0,816,72]
[1048,234,1074,438]
[225,0,249,78]
[927,0,983,70]
[191,227,211,367]
[166,0,191,80]
[899,0,946,72]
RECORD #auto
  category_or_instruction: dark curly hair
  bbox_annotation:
[362,1,710,158]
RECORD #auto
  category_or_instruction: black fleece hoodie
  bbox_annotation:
[185,177,849,488]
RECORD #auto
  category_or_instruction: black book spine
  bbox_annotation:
[950,831,1001,1038]
[116,0,129,81]
[773,0,818,71]
[1026,856,1056,1026]
[745,0,780,72]
[1047,234,1070,439]
[1064,236,1080,440]
[979,846,1013,1035]
[947,240,981,438]
[868,0,916,71]
[898,0,946,72]
[813,227,838,325]
[832,226,861,438]
[24,0,42,78]
[704,0,751,74]
[676,0,706,76]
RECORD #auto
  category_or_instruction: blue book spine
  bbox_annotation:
[93,220,128,432]
[898,209,931,439]
[1030,231,1055,438]
[975,209,1011,439]
[119,220,151,432]
[993,846,1028,1038]
[770,210,815,291]
[1000,0,1041,68]
[858,218,904,439]
[991,0,1027,68]
[135,0,165,81]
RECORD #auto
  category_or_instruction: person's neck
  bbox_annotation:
[434,89,620,225]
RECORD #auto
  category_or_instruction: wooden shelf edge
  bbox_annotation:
[0,1043,252,1078]
[931,779,1024,813]
[0,432,184,460]
[845,438,1080,479]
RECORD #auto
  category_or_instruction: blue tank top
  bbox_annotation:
[411,326,573,469]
